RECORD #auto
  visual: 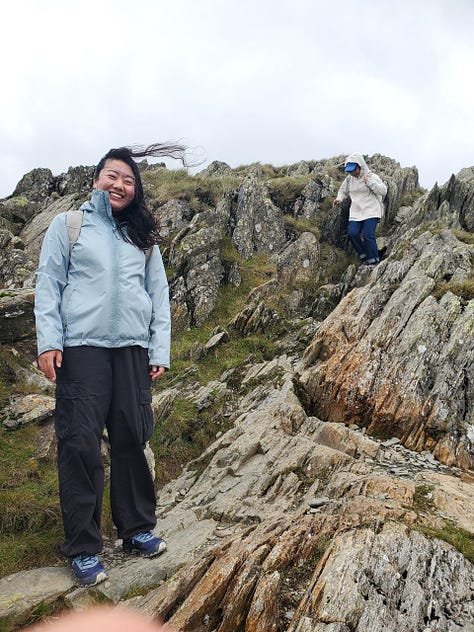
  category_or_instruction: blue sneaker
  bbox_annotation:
[122,531,167,557]
[68,554,107,587]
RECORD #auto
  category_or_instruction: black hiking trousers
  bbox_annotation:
[54,346,156,557]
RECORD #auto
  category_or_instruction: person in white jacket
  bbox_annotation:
[334,153,387,265]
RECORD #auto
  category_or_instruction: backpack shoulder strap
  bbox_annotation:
[66,208,84,255]
[145,246,153,265]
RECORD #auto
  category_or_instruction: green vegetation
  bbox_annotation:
[412,483,435,513]
[432,277,474,302]
[453,229,474,245]
[144,169,242,211]
[415,521,474,564]
[283,215,320,238]
[399,189,425,207]
[0,424,62,577]
[151,397,231,485]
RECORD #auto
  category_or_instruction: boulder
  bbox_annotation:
[12,168,55,205]
[232,177,286,258]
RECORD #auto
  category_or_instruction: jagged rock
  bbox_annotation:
[169,276,192,332]
[288,522,474,632]
[156,199,194,239]
[228,299,279,335]
[456,165,474,184]
[297,228,474,469]
[12,168,55,204]
[293,177,332,220]
[420,174,474,232]
[56,165,94,196]
[419,470,474,533]
[310,283,345,321]
[20,193,82,265]
[189,380,229,411]
[0,196,37,228]
[232,178,286,258]
[16,365,52,391]
[1,353,474,629]
[0,288,35,342]
[1,393,55,429]
[226,261,242,287]
[272,232,320,287]
[169,213,224,326]
[0,236,35,288]
[198,161,233,178]
[204,329,230,353]
[152,388,179,424]
[35,418,57,462]
[319,199,350,248]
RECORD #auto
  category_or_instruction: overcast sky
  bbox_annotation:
[1,0,473,198]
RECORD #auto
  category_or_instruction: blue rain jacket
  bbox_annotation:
[34,190,171,367]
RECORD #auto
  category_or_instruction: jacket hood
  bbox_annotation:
[345,153,369,175]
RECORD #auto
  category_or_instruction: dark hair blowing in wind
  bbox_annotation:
[94,142,188,249]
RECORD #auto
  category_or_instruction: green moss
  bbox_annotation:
[144,169,242,211]
[150,397,232,485]
[453,229,474,245]
[399,189,425,207]
[432,278,474,302]
[283,215,320,238]
[0,422,64,577]
[415,521,474,563]
[412,484,435,512]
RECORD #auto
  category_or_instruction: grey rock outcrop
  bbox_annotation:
[56,165,94,196]
[156,199,194,239]
[12,168,56,205]
[297,227,474,469]
[294,177,332,220]
[169,215,224,327]
[198,161,233,178]
[232,177,286,257]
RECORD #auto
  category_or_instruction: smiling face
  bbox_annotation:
[93,159,136,213]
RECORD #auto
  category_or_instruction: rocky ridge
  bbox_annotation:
[0,155,473,632]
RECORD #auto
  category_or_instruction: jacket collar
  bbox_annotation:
[82,190,115,221]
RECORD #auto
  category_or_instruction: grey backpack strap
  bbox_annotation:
[145,247,153,265]
[66,209,84,254]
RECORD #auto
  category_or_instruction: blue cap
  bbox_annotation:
[344,162,359,172]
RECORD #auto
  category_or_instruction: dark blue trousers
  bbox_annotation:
[55,346,156,557]
[348,218,380,263]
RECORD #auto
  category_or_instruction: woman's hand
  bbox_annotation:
[38,350,63,381]
[149,365,166,380]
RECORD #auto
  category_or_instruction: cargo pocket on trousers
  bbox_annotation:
[139,388,154,446]
[55,382,87,440]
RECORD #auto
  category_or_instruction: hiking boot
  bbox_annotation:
[68,554,107,587]
[122,531,167,558]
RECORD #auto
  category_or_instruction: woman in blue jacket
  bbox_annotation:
[35,143,185,587]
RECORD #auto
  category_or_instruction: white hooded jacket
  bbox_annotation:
[336,153,387,221]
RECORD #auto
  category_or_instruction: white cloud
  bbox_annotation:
[0,0,473,196]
